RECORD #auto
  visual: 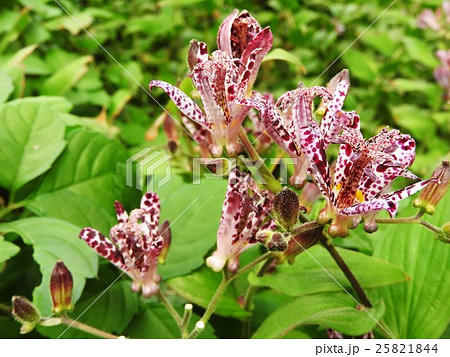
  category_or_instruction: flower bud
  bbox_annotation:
[163,116,178,154]
[436,222,450,243]
[158,220,171,264]
[277,223,322,264]
[413,161,449,215]
[256,230,289,252]
[50,261,73,314]
[11,296,41,334]
[273,187,300,230]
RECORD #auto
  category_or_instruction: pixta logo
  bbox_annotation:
[126,148,171,191]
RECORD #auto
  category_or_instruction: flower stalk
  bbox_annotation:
[319,234,372,308]
[60,314,121,339]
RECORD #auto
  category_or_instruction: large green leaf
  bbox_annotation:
[125,303,215,339]
[0,217,98,315]
[26,130,128,234]
[0,235,19,263]
[0,99,66,191]
[248,245,407,296]
[155,174,227,278]
[38,281,138,338]
[252,293,385,338]
[167,266,250,318]
[41,55,93,96]
[370,193,450,338]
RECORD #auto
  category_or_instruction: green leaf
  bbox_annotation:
[155,174,227,278]
[391,104,432,140]
[0,70,13,103]
[263,48,305,72]
[361,32,397,57]
[402,37,439,69]
[0,236,20,263]
[370,192,450,338]
[38,281,138,338]
[341,50,378,82]
[252,293,385,338]
[0,99,66,191]
[41,56,93,96]
[26,130,128,234]
[0,217,98,315]
[167,266,250,318]
[126,303,215,339]
[248,245,408,296]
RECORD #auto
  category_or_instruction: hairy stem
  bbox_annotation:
[242,257,275,338]
[157,290,182,325]
[199,270,230,327]
[232,251,274,278]
[60,315,120,339]
[319,235,372,307]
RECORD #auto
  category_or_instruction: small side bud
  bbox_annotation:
[273,187,300,230]
[12,296,41,334]
[158,220,171,264]
[50,261,73,314]
[256,230,290,252]
[437,222,450,243]
[413,161,449,215]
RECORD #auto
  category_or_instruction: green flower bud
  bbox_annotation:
[413,161,449,215]
[50,261,73,314]
[273,187,300,230]
[436,222,450,243]
[11,296,41,334]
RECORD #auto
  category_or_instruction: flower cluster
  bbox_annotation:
[206,168,275,272]
[147,9,439,271]
[79,193,170,297]
[150,10,272,157]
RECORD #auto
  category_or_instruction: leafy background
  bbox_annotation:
[0,0,448,338]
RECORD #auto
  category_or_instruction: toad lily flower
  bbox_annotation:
[206,169,276,273]
[299,116,435,237]
[150,10,272,157]
[217,9,273,91]
[79,193,170,297]
[241,70,350,187]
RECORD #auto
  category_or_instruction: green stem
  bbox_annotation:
[157,290,182,325]
[232,251,274,278]
[180,303,193,339]
[0,199,29,221]
[319,234,372,308]
[238,127,281,194]
[0,302,11,316]
[187,252,274,339]
[199,270,230,326]
[242,257,275,338]
[376,214,442,234]
[60,315,120,339]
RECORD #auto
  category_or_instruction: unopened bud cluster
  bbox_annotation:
[413,161,449,215]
